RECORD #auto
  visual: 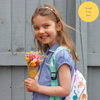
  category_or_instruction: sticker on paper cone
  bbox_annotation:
[29,70,37,77]
[78,1,99,22]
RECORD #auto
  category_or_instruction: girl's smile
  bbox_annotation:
[33,15,58,48]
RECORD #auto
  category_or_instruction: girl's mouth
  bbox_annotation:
[40,35,49,40]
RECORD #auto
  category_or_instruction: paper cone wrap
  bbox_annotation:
[27,65,38,79]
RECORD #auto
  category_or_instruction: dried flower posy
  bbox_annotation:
[25,50,47,67]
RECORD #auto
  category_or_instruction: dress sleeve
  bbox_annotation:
[55,49,74,72]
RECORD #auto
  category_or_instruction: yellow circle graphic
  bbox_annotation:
[29,70,37,77]
[78,1,99,22]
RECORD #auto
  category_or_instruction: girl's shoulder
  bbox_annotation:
[55,46,75,70]
[55,47,72,61]
[56,46,71,57]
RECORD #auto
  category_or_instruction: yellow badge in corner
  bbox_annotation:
[78,1,99,22]
[29,70,37,77]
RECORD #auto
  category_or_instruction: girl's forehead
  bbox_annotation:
[34,15,51,20]
[33,15,54,25]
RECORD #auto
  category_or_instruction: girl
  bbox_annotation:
[25,4,80,100]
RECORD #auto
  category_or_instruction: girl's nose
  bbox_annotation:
[39,28,45,34]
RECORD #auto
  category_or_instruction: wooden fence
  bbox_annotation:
[0,0,100,100]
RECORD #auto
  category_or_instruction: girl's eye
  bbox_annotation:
[45,25,49,28]
[34,27,39,30]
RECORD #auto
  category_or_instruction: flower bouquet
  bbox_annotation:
[25,51,46,79]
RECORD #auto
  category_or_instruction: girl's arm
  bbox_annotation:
[25,64,71,96]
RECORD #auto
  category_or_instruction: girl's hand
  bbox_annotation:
[25,84,33,92]
[25,70,40,92]
[25,78,39,92]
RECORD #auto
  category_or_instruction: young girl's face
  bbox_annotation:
[33,15,58,48]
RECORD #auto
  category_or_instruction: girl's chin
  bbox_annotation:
[40,40,49,44]
[40,41,48,44]
[42,42,48,45]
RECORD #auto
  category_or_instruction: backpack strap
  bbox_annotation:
[49,46,70,100]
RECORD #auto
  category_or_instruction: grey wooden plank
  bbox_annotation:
[87,67,93,100]
[66,0,76,42]
[25,0,40,52]
[11,66,25,100]
[88,53,100,66]
[87,22,94,53]
[0,66,11,100]
[1,52,100,66]
[80,21,87,79]
[0,52,27,66]
[40,0,53,5]
[88,67,100,100]
[92,67,100,100]
[93,0,100,53]
[11,0,25,52]
[76,0,87,80]
[0,0,11,52]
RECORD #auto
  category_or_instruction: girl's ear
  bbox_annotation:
[56,22,62,32]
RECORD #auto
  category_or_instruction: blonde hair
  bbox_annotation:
[31,4,80,62]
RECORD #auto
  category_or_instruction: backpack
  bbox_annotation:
[49,46,87,100]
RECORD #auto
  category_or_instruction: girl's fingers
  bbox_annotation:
[25,78,31,82]
[25,78,29,82]
[27,78,32,80]
[25,78,35,87]
[26,87,33,92]
[27,78,35,81]
[25,78,34,83]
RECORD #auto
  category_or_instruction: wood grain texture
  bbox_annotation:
[88,53,100,66]
[0,52,26,65]
[0,0,11,52]
[11,66,25,100]
[0,66,11,100]
[40,0,53,5]
[11,0,25,52]
[88,67,100,100]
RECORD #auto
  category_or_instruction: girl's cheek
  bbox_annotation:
[34,31,38,36]
[45,29,52,33]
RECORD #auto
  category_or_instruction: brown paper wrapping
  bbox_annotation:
[27,65,38,79]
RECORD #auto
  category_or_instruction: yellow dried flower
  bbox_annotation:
[25,57,30,63]
[26,52,29,55]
